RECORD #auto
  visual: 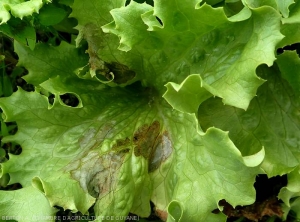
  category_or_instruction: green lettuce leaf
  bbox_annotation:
[279,167,300,220]
[0,88,263,221]
[277,51,300,95]
[282,0,300,24]
[0,41,263,221]
[100,1,283,109]
[0,18,36,50]
[71,0,284,109]
[2,0,298,221]
[37,4,68,26]
[163,74,212,113]
[278,23,300,48]
[0,0,48,24]
[71,0,135,85]
[198,64,300,176]
[0,88,96,214]
[0,186,57,222]
[276,0,295,17]
[14,41,89,86]
[276,1,300,50]
[242,0,295,18]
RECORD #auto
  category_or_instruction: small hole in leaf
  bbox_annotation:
[1,141,21,160]
[5,144,22,156]
[277,43,300,56]
[48,93,55,105]
[255,64,269,79]
[156,16,163,26]
[0,116,18,135]
[59,93,80,107]
[201,0,223,7]
[19,82,34,92]
[39,91,55,106]
[0,117,21,157]
[0,182,22,191]
[125,0,154,6]
[0,59,33,95]
[276,47,284,55]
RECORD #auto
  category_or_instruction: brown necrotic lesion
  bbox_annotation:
[88,151,128,198]
[106,62,136,84]
[133,121,161,159]
[82,24,136,84]
[133,121,173,172]
[68,121,173,198]
[68,150,129,198]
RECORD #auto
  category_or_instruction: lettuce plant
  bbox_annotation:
[0,0,300,221]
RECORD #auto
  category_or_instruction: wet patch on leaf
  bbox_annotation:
[149,132,172,172]
[68,150,129,198]
[78,123,115,151]
[68,121,172,198]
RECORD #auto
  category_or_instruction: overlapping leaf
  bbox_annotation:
[198,64,300,176]
[277,51,300,95]
[242,0,295,18]
[0,0,47,24]
[101,1,283,109]
[279,167,300,220]
[282,0,300,23]
[71,0,284,109]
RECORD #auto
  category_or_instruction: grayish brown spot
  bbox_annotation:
[133,121,161,159]
[81,23,135,84]
[149,132,173,172]
[68,121,172,198]
[69,150,128,198]
[133,121,173,172]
